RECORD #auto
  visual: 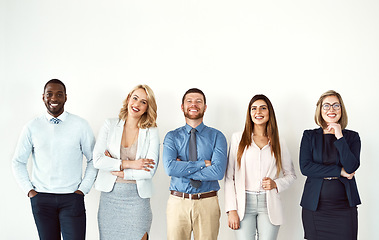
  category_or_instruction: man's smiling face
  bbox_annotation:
[42,83,67,117]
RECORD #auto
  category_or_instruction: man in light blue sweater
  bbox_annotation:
[12,79,97,240]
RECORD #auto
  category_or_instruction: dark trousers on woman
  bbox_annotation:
[30,193,86,240]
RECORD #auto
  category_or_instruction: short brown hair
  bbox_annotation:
[314,90,348,129]
[182,88,206,104]
[119,84,157,129]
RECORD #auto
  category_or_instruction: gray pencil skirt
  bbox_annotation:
[98,183,152,240]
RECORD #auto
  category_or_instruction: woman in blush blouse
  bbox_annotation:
[93,84,160,240]
[300,90,361,240]
[224,94,296,240]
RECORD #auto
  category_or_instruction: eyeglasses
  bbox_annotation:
[322,103,341,111]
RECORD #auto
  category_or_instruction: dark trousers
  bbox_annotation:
[30,193,86,240]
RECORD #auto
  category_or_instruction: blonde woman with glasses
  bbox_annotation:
[300,90,361,240]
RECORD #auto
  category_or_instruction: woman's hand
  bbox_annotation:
[262,177,277,190]
[122,158,155,172]
[341,167,355,180]
[326,123,343,139]
[111,171,124,178]
[228,210,240,230]
[105,150,113,158]
[104,150,126,177]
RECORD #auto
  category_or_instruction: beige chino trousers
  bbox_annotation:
[166,194,221,240]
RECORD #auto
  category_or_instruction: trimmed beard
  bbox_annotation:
[184,111,204,120]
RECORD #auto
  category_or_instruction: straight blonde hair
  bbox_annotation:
[119,84,157,129]
[314,90,348,129]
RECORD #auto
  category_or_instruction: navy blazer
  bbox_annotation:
[299,128,361,211]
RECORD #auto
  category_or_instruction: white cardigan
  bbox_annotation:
[93,118,160,198]
[224,132,296,225]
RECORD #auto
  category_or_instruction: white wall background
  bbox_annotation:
[1,0,378,239]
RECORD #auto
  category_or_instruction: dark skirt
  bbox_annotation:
[302,179,358,240]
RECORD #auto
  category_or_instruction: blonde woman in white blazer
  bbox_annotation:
[93,85,159,240]
[224,94,296,240]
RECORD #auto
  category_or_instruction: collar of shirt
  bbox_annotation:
[184,122,206,134]
[251,136,271,150]
[45,111,68,122]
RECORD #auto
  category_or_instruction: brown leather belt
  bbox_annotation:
[170,190,217,200]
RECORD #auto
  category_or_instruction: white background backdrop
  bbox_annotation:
[1,0,378,239]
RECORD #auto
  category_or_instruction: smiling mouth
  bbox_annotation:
[327,114,337,118]
[132,107,140,112]
[255,116,264,119]
[188,107,199,113]
[50,103,59,108]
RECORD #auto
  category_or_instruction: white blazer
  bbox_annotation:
[224,132,296,225]
[93,118,160,198]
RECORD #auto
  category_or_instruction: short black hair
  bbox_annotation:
[182,88,206,104]
[44,79,66,93]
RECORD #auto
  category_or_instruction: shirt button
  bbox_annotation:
[188,171,191,173]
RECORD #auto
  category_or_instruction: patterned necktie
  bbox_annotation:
[50,118,61,124]
[189,128,202,188]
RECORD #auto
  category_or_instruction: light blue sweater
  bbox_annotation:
[12,111,97,195]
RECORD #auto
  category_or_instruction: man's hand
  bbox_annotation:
[177,157,211,167]
[74,190,84,195]
[28,189,38,198]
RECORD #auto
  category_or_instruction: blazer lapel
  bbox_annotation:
[136,128,148,158]
[241,148,247,181]
[112,119,124,159]
[314,128,324,164]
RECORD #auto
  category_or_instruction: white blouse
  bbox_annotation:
[225,131,296,224]
[245,141,273,192]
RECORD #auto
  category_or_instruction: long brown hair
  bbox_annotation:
[237,94,282,176]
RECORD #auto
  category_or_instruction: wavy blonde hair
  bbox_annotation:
[314,90,348,129]
[119,84,157,129]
